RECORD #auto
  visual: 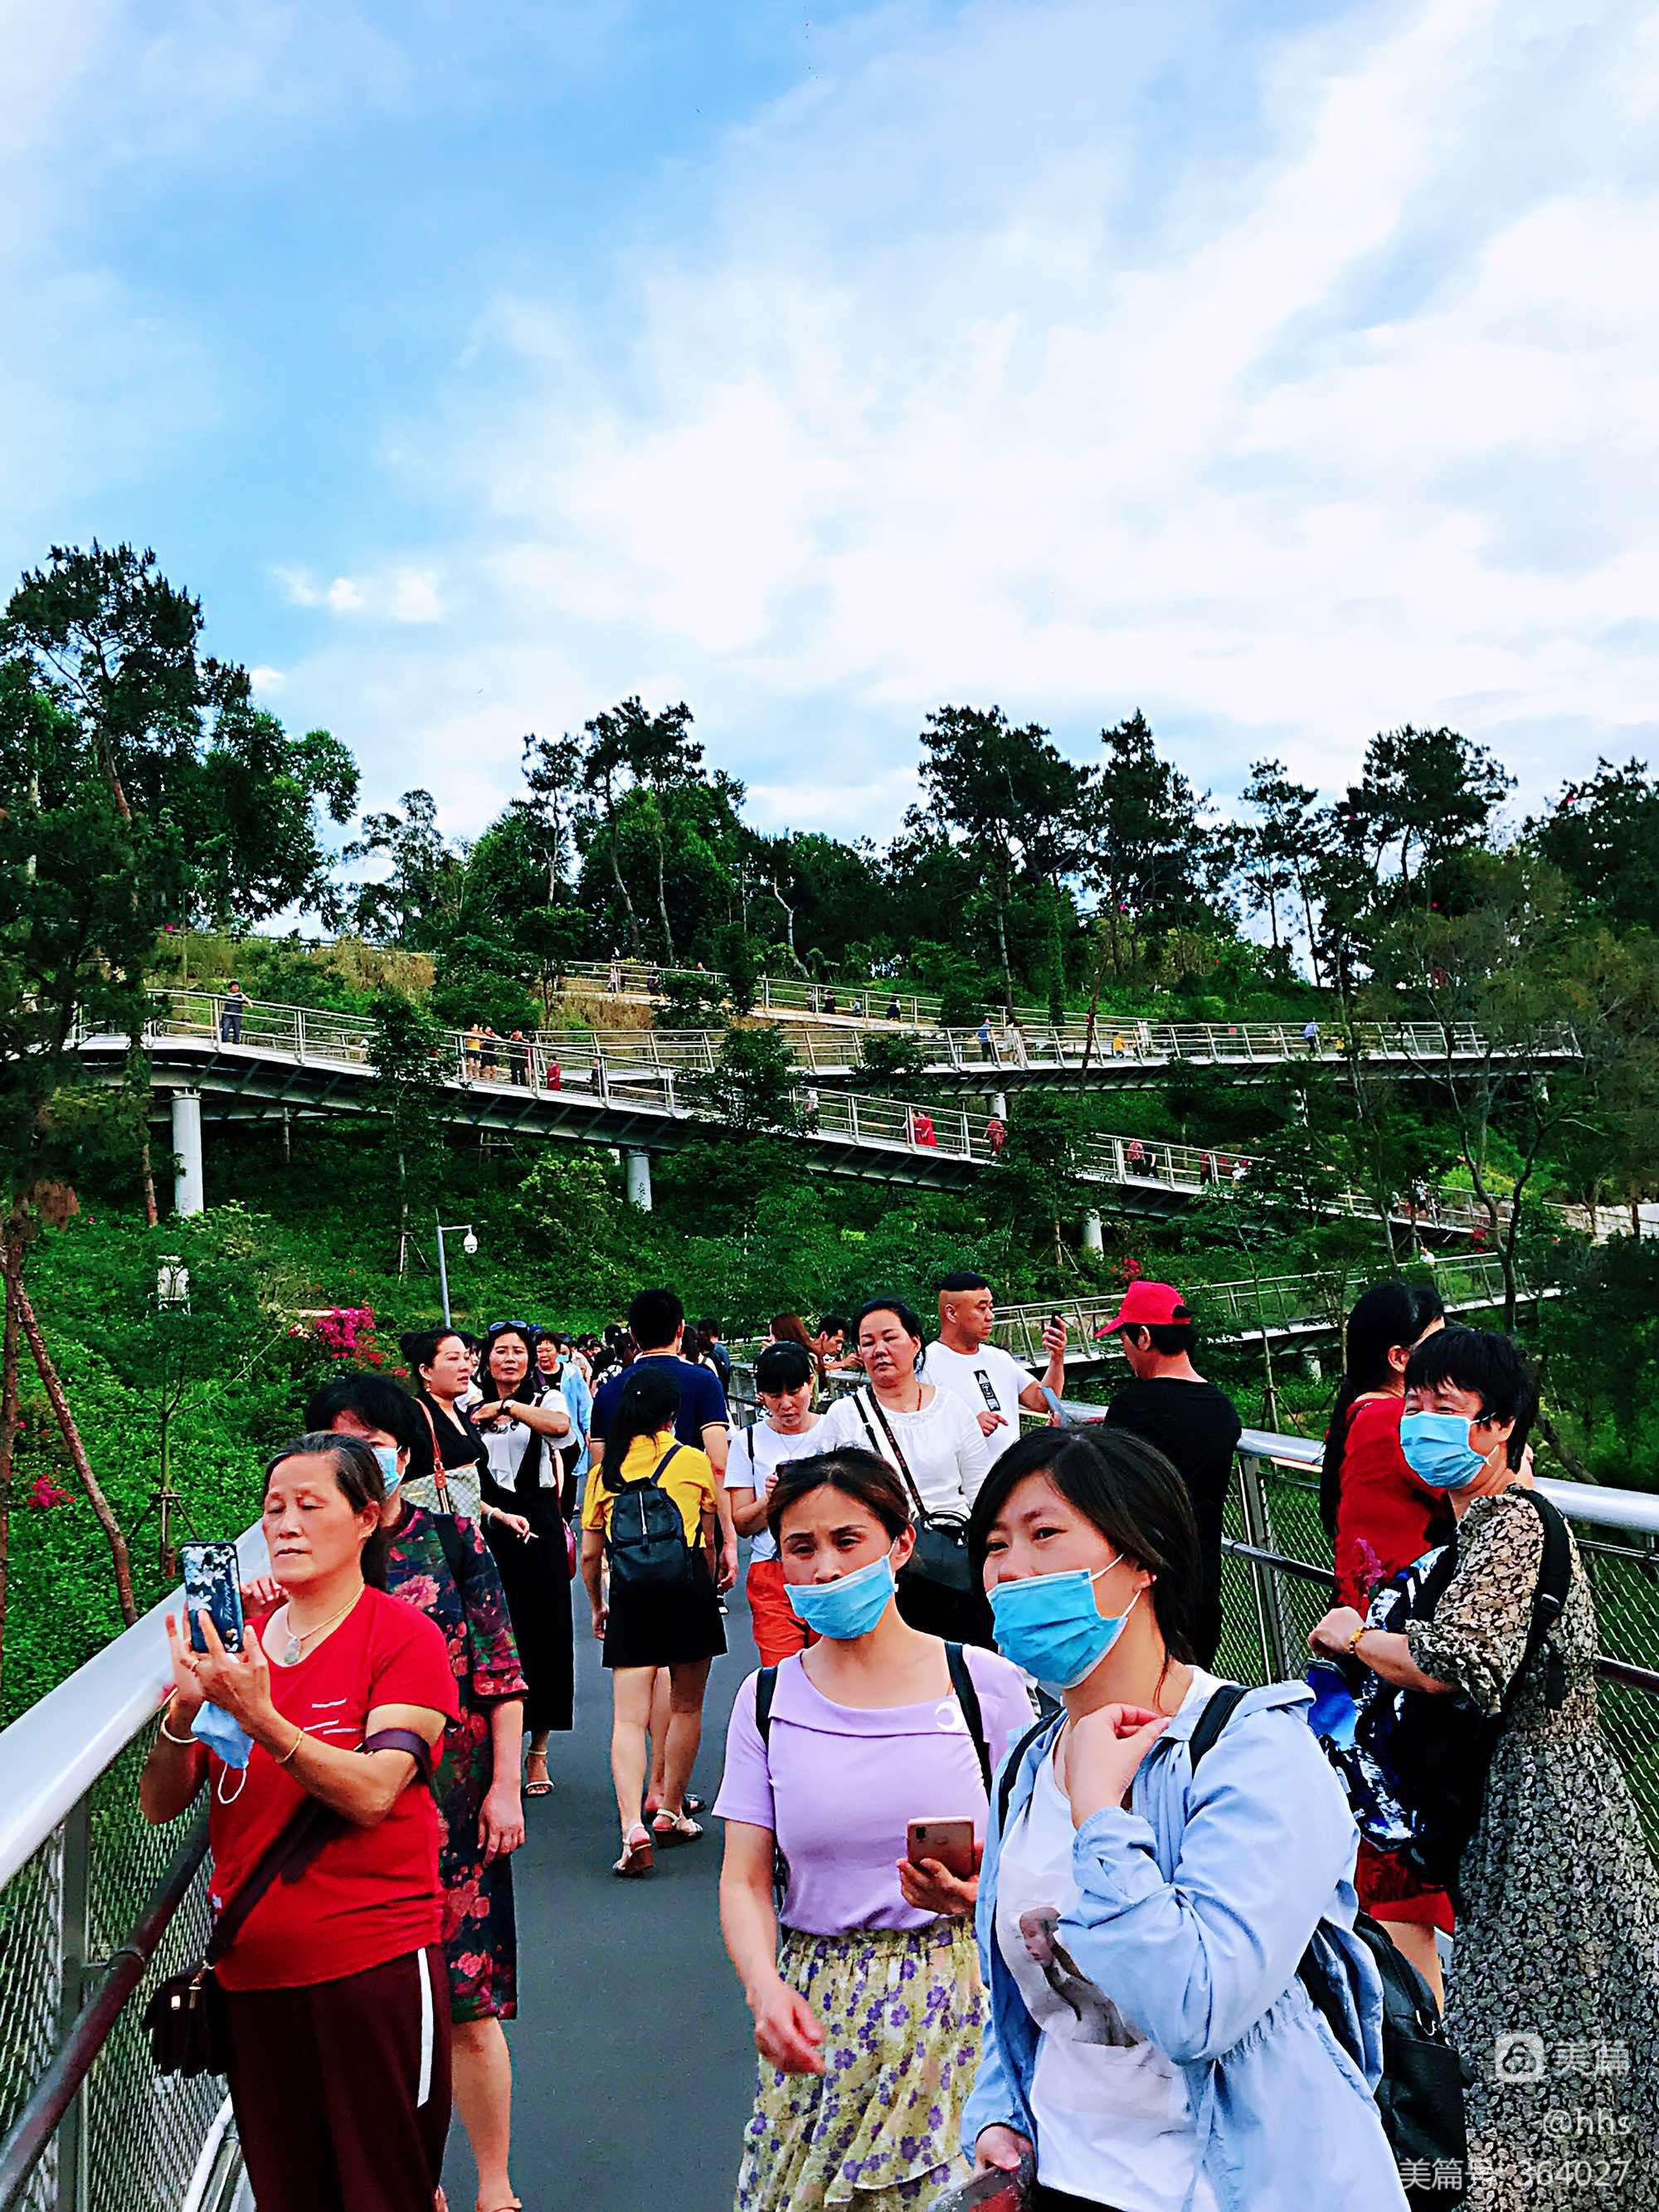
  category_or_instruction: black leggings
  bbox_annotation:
[1034,2190,1122,2212]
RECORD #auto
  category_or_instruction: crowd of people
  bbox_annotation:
[138,1266,1659,2212]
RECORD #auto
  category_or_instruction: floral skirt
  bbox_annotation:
[735,1920,983,2212]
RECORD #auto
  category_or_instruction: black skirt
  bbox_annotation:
[603,1552,726,1672]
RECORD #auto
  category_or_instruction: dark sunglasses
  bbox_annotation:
[487,1318,538,1339]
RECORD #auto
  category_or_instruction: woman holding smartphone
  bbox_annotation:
[716,1446,1031,2212]
[474,1320,577,1799]
[138,1434,457,2212]
[964,1426,1405,2212]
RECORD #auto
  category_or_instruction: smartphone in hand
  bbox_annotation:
[906,1817,976,1881]
[182,1541,246,1654]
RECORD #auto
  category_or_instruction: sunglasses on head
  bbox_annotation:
[488,1318,538,1339]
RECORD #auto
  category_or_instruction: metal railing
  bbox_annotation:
[555,959,1579,1068]
[0,1529,267,2212]
[86,992,1559,1239]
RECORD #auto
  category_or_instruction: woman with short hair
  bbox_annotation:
[139,1434,457,2212]
[968,1424,1406,2212]
[303,1372,528,2212]
[717,1446,1033,2212]
[1311,1327,1659,2210]
[402,1327,508,1532]
[815,1298,995,1642]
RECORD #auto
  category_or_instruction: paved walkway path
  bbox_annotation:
[443,1588,761,2212]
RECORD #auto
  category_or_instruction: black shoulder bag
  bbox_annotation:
[144,1726,435,2078]
[1187,1685,1470,2209]
[852,1389,974,1598]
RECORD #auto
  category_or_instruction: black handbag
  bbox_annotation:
[144,1726,435,2078]
[852,1391,975,1596]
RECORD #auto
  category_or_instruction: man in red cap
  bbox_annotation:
[1096,1281,1241,1666]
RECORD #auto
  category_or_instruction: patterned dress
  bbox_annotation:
[383,1503,528,2022]
[1407,1490,1659,2211]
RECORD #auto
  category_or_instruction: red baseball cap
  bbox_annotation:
[1094,1280,1192,1337]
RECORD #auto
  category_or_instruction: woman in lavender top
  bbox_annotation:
[716,1448,1033,2212]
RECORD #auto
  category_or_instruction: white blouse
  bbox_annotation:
[815,1383,995,1515]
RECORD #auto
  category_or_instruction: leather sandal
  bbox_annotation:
[613,1824,654,1877]
[650,1810,703,1846]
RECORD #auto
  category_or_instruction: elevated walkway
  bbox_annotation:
[75,994,1550,1240]
[557,960,1579,1089]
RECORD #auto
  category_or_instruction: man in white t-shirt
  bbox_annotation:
[724,1339,827,1665]
[927,1273,1068,1441]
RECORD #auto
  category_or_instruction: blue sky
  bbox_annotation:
[6,0,1657,852]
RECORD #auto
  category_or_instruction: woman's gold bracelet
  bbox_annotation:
[275,1727,305,1766]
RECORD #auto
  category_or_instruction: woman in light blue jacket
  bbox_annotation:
[961,1425,1407,2212]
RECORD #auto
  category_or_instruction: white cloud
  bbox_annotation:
[391,569,444,625]
[249,664,285,689]
[343,0,1659,830]
[274,565,440,623]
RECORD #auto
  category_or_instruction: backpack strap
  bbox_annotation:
[648,1443,684,1487]
[943,1642,994,1799]
[1508,1489,1574,1713]
[995,1714,1053,1835]
[1187,1683,1251,1776]
[755,1664,779,1750]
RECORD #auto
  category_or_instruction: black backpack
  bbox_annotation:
[1188,1685,1470,2210]
[604,1444,693,1591]
[1365,1488,1572,1897]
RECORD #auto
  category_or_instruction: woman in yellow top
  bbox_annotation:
[581,1364,726,1877]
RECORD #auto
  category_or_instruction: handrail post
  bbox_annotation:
[56,1800,91,2212]
[849,1095,861,1143]
[294,1009,307,1064]
[1235,1454,1294,1683]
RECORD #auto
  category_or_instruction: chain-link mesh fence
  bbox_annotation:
[1227,1458,1659,1853]
[0,1731,226,2212]
[0,1829,64,2212]
[84,1744,224,2212]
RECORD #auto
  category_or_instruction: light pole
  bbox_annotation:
[435,1218,479,1327]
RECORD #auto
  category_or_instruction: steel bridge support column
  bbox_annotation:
[625,1148,654,1211]
[1082,1210,1104,1253]
[172,1090,206,1217]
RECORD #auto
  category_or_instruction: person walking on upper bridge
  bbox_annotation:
[219,979,247,1042]
[926,1274,1067,1447]
[1094,1282,1241,1669]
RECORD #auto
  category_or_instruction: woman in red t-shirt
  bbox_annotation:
[139,1434,459,2212]
[1319,1279,1451,2000]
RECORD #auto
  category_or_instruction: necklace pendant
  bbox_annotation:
[283,1635,302,1666]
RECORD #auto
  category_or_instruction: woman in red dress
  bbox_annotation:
[1320,1278,1451,2000]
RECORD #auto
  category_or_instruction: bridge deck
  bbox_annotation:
[440,1586,760,2212]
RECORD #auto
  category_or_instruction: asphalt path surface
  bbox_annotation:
[443,1581,761,2212]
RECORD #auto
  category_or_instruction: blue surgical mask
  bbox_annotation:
[192,1698,254,1801]
[373,1443,402,1497]
[1399,1411,1487,1491]
[786,1550,896,1640]
[989,1558,1141,1690]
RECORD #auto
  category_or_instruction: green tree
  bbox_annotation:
[367,994,450,1275]
[1087,712,1215,976]
[1338,724,1512,909]
[911,704,1084,1010]
[1530,759,1659,932]
[1239,759,1324,978]
[346,789,465,946]
[683,1027,808,1138]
